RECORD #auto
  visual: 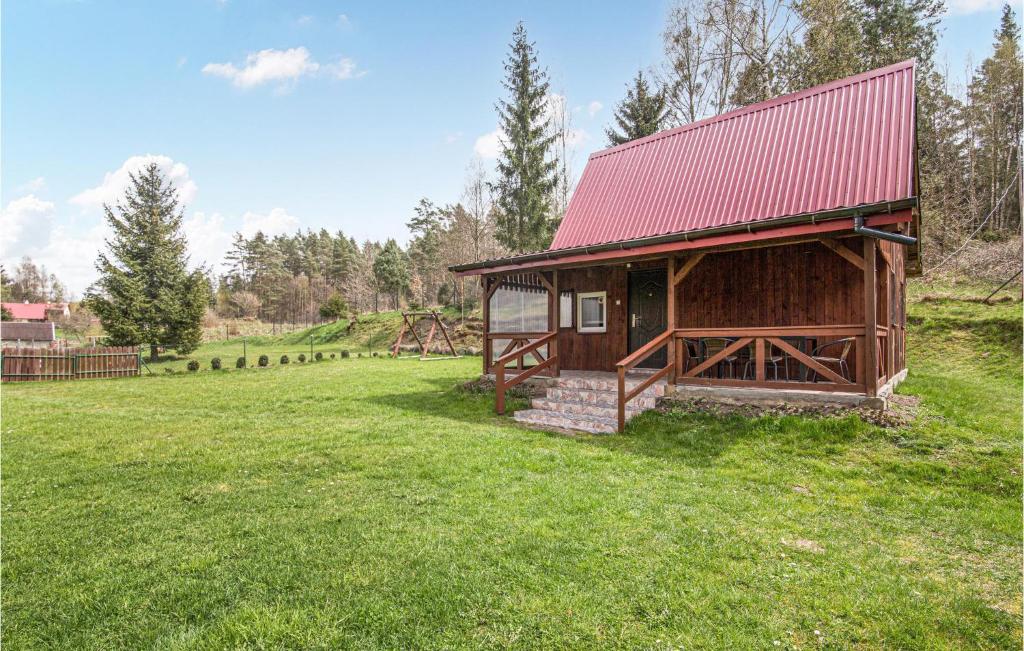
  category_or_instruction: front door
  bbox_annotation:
[627,268,667,368]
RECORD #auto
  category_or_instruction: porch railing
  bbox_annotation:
[493,332,558,415]
[673,325,876,392]
[614,328,676,433]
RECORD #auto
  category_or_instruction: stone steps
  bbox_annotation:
[531,397,645,420]
[511,374,666,434]
[512,409,620,434]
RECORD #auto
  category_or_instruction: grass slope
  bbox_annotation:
[2,297,1020,649]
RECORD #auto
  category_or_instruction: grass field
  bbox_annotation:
[2,294,1021,648]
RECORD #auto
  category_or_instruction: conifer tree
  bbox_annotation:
[85,163,210,360]
[492,22,558,253]
[372,239,410,309]
[606,71,669,146]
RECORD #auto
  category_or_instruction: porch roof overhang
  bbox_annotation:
[450,199,917,277]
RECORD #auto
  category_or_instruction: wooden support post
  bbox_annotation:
[863,237,878,397]
[666,257,677,383]
[482,276,491,374]
[617,366,626,433]
[551,269,560,377]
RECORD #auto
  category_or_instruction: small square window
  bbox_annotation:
[577,291,607,333]
[559,291,574,328]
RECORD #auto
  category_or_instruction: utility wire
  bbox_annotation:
[925,168,1021,276]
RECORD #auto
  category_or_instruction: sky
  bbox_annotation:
[1,0,1016,297]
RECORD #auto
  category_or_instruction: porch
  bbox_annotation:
[480,234,908,433]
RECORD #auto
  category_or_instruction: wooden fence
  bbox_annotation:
[1,346,140,382]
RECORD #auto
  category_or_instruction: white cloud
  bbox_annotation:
[183,211,234,272]
[946,0,1002,13]
[202,47,320,89]
[587,100,603,117]
[324,57,362,80]
[444,131,464,144]
[337,13,351,29]
[240,208,300,237]
[177,56,188,69]
[0,194,108,297]
[296,14,314,26]
[473,129,506,159]
[1,195,55,255]
[70,154,198,210]
[202,47,362,90]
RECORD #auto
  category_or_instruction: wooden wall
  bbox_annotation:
[676,240,865,328]
[555,265,630,371]
[494,236,907,375]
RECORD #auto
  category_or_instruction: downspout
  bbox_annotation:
[854,215,917,245]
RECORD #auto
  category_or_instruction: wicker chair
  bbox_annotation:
[808,337,855,382]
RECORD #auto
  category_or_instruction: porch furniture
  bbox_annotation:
[680,338,701,373]
[701,338,740,378]
[742,339,789,381]
[808,337,855,382]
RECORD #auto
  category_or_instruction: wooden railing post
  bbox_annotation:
[617,366,626,433]
[495,363,506,415]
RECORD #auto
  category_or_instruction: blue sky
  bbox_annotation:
[1,0,1015,295]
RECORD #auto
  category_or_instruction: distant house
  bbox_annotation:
[1,321,56,347]
[2,302,70,322]
[451,61,920,433]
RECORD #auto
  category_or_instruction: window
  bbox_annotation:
[559,291,574,328]
[577,291,607,333]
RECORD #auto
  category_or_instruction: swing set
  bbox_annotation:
[390,311,461,360]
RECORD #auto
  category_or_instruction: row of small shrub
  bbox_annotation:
[186,350,354,371]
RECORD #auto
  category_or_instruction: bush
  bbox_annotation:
[298,353,306,363]
[280,355,290,365]
[236,357,246,369]
[357,352,363,358]
[258,354,269,367]
[330,353,336,359]
[211,357,222,370]
[372,351,379,358]
[187,360,200,372]
[315,351,323,361]
[341,350,350,359]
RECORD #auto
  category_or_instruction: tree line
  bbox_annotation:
[62,5,1021,358]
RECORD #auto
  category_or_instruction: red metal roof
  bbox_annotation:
[550,60,917,251]
[2,303,61,321]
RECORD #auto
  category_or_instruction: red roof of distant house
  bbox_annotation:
[550,60,918,251]
[2,303,59,320]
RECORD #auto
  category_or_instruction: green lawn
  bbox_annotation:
[2,297,1021,649]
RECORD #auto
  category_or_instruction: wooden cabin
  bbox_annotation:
[450,61,921,433]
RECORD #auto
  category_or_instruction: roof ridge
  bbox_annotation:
[590,59,916,161]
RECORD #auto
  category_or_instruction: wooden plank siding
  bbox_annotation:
[486,236,908,379]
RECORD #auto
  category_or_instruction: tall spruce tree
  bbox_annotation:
[606,71,669,146]
[492,22,558,253]
[85,163,210,360]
